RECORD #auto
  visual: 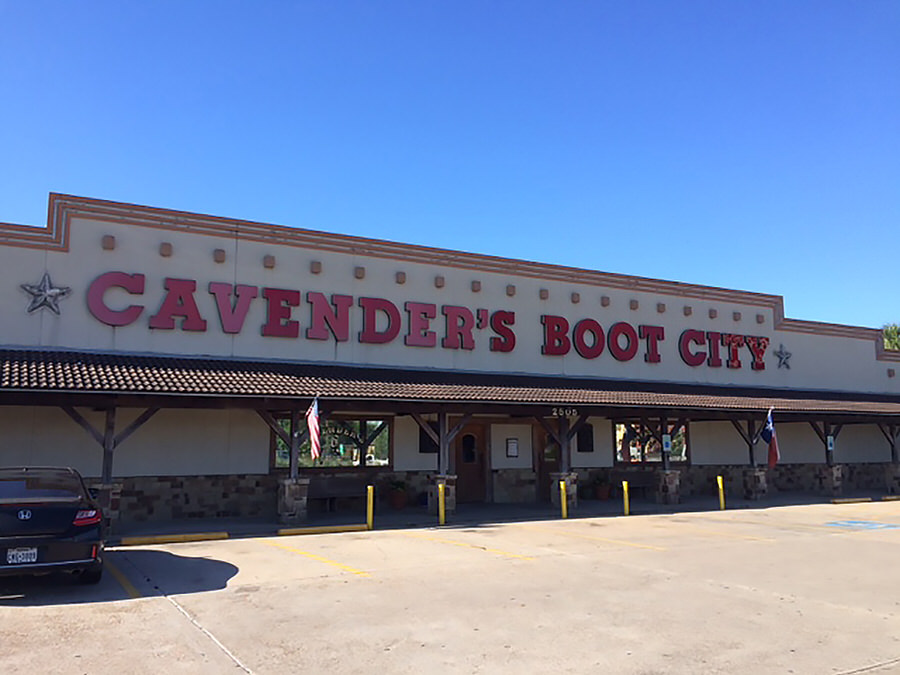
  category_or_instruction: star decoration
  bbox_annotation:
[21,272,71,315]
[774,343,792,369]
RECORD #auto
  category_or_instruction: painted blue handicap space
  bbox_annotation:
[825,520,900,530]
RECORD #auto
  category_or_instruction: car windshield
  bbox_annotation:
[0,473,83,501]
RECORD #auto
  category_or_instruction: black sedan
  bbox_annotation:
[0,467,104,584]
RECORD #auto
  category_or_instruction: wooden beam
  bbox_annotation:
[808,421,827,445]
[61,406,104,447]
[113,407,159,448]
[567,413,591,441]
[534,416,562,446]
[410,412,440,446]
[256,410,290,446]
[729,419,751,446]
[364,420,388,446]
[446,413,474,445]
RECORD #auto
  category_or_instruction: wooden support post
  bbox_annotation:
[289,408,301,480]
[877,423,900,463]
[62,405,158,484]
[660,414,670,471]
[558,416,571,473]
[438,411,449,475]
[729,418,758,467]
[102,408,116,484]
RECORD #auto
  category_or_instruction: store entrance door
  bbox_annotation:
[537,427,561,502]
[454,425,487,503]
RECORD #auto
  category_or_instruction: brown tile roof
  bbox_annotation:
[2,349,900,417]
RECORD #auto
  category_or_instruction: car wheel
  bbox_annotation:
[77,565,103,585]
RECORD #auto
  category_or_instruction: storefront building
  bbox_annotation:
[3,194,900,526]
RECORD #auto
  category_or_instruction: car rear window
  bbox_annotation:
[0,475,83,501]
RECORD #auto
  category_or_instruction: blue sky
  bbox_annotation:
[1,1,897,328]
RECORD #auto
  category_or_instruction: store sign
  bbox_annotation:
[85,271,772,371]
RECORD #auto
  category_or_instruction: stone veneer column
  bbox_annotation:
[549,472,578,510]
[742,468,768,500]
[428,474,457,515]
[278,477,310,524]
[885,464,900,495]
[655,469,680,505]
[815,465,843,497]
[90,482,123,533]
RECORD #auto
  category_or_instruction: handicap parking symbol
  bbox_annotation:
[825,520,900,530]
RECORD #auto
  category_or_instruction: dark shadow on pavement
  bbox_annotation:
[0,549,238,607]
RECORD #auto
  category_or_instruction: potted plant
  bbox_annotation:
[388,479,408,509]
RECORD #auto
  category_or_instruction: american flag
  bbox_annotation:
[306,398,321,461]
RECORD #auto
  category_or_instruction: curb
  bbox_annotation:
[113,523,368,547]
[831,497,873,504]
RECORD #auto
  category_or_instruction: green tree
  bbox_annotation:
[884,324,900,350]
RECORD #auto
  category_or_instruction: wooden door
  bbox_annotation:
[454,425,487,503]
[536,427,561,502]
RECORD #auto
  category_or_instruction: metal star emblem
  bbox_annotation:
[21,272,71,315]
[774,343,792,369]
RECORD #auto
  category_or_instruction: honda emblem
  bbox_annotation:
[17,509,32,521]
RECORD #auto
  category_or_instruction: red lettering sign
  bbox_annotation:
[148,278,207,331]
[306,292,352,342]
[404,302,437,347]
[358,297,401,344]
[209,283,258,334]
[87,272,145,327]
[261,288,300,338]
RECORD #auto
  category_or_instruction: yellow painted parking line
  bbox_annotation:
[277,524,367,536]
[832,497,873,504]
[881,496,900,502]
[667,523,776,543]
[261,540,371,577]
[522,524,666,551]
[402,532,535,560]
[106,558,141,599]
[119,532,229,546]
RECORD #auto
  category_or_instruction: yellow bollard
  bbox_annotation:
[560,480,568,519]
[366,485,374,530]
[438,482,446,526]
[717,475,725,511]
[623,480,630,516]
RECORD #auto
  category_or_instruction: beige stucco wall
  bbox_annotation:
[690,421,750,465]
[571,417,614,468]
[490,423,533,470]
[681,421,893,466]
[0,406,268,477]
[832,425,891,464]
[2,211,897,395]
[393,415,437,472]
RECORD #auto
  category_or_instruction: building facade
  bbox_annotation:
[2,194,900,525]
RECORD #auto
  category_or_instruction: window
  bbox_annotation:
[461,433,477,463]
[272,418,391,469]
[614,421,689,464]
[576,423,594,453]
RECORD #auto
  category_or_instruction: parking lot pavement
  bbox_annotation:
[3,502,900,674]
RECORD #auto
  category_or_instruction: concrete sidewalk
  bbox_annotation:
[107,488,895,546]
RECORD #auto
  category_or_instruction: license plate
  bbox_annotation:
[6,547,38,565]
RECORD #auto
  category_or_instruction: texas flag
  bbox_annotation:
[306,397,321,461]
[760,408,780,468]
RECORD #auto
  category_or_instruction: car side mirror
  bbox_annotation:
[88,488,100,500]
